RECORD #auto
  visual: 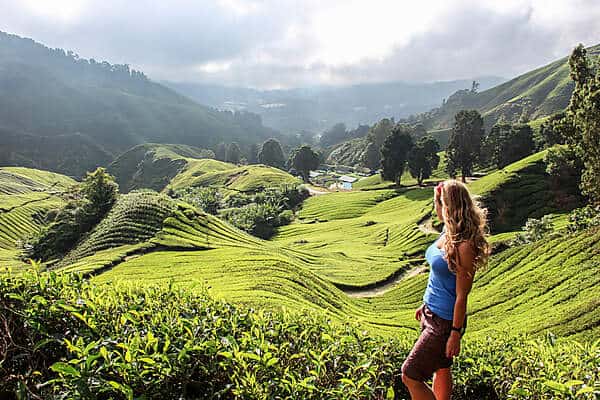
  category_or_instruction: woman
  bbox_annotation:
[401,179,490,400]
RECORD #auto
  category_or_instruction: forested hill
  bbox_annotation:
[0,31,277,177]
[408,43,600,130]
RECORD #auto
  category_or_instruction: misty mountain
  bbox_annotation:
[0,31,277,177]
[164,77,505,134]
[407,43,600,130]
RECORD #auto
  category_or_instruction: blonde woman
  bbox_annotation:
[401,180,490,400]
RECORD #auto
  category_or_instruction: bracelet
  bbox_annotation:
[451,326,462,336]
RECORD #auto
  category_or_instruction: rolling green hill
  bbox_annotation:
[107,143,216,192]
[0,167,75,268]
[412,44,600,130]
[108,143,300,194]
[0,31,278,177]
[2,153,598,398]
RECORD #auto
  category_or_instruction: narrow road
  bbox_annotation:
[343,265,428,298]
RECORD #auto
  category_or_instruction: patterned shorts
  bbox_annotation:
[401,304,454,382]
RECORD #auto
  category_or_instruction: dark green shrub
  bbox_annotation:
[567,205,600,233]
[176,187,222,215]
[1,270,598,400]
[22,168,119,261]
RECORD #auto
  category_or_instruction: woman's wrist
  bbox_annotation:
[450,327,462,338]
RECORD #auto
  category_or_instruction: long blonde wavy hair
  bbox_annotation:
[436,179,491,273]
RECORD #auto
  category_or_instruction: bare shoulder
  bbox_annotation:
[457,240,476,273]
[457,240,476,257]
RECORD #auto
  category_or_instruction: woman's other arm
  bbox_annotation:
[446,241,475,358]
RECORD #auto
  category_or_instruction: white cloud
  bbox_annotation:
[1,0,599,88]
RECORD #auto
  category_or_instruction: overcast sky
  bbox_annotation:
[2,0,600,89]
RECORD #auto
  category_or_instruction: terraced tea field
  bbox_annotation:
[109,143,300,194]
[0,167,76,268]
[2,149,597,342]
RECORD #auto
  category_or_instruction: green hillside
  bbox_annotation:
[2,158,599,398]
[414,44,600,130]
[108,143,300,195]
[0,31,277,177]
[108,143,215,192]
[0,167,76,268]
[167,159,301,193]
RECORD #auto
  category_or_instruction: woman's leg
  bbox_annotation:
[432,368,452,400]
[401,374,436,400]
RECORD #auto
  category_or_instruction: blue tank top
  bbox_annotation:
[423,227,456,321]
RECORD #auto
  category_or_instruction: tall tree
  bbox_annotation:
[361,141,380,170]
[482,123,534,168]
[380,124,414,186]
[445,110,485,182]
[367,118,395,149]
[319,123,348,147]
[215,142,227,161]
[535,112,568,150]
[565,44,600,203]
[258,138,286,169]
[226,142,242,164]
[408,136,440,185]
[247,143,260,164]
[290,145,320,183]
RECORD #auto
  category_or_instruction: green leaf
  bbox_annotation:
[266,357,279,367]
[543,380,568,393]
[50,362,80,377]
[386,386,395,400]
[576,387,594,396]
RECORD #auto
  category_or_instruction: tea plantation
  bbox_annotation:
[0,167,76,269]
[0,152,599,399]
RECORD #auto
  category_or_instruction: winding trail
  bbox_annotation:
[343,265,428,298]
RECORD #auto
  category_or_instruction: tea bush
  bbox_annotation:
[1,271,598,399]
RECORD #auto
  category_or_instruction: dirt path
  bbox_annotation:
[344,265,428,298]
[306,185,330,196]
[417,216,440,235]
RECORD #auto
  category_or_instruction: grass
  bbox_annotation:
[168,159,300,193]
[3,155,597,344]
[56,191,177,267]
[353,151,449,190]
[0,167,76,269]
[108,143,215,192]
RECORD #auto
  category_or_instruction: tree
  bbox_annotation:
[259,138,286,169]
[80,167,119,216]
[215,142,227,161]
[380,124,414,186]
[535,112,568,150]
[361,141,380,170]
[247,143,260,164]
[408,136,440,185]
[367,118,395,149]
[319,123,348,147]
[226,142,242,164]
[289,145,320,183]
[565,44,600,203]
[481,122,510,168]
[483,122,535,168]
[445,110,484,182]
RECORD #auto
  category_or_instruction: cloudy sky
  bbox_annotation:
[2,0,600,89]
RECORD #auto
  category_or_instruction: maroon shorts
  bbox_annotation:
[401,304,453,382]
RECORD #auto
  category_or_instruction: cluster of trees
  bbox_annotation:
[22,168,119,261]
[174,185,309,239]
[378,124,440,186]
[319,123,370,147]
[215,138,322,184]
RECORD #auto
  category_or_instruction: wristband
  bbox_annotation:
[451,326,462,336]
